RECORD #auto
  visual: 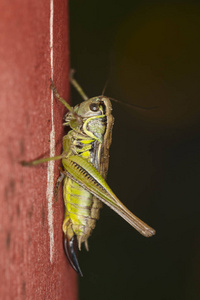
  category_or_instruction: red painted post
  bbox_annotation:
[0,1,77,299]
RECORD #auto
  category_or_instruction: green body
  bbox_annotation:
[23,77,155,275]
[61,96,113,250]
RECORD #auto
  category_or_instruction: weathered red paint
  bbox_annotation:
[0,1,77,299]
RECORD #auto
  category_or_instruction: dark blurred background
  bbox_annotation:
[69,1,200,299]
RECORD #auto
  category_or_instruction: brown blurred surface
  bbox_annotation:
[0,1,77,299]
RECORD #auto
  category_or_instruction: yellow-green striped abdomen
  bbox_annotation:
[61,97,110,250]
[62,177,102,250]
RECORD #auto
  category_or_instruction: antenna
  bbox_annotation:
[101,78,109,96]
[108,97,158,111]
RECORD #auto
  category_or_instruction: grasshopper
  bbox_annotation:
[23,73,155,276]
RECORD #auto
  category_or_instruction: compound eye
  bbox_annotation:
[89,103,99,112]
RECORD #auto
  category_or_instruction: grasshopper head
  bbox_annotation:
[75,96,112,118]
[64,96,112,134]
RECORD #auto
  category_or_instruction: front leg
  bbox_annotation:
[50,79,73,113]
